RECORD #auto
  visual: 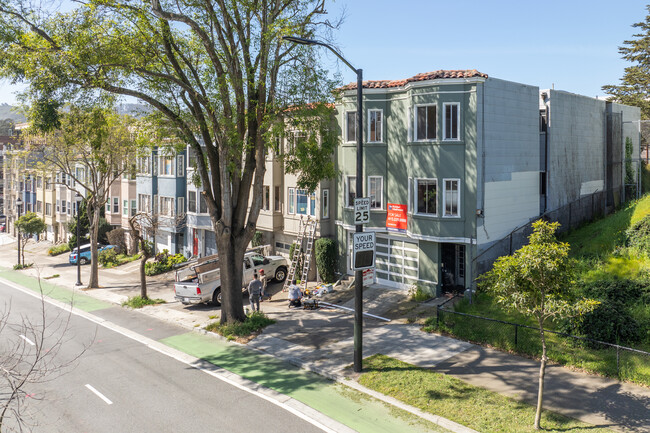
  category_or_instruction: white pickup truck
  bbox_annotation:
[174,251,288,306]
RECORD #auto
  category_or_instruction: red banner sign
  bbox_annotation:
[386,203,407,232]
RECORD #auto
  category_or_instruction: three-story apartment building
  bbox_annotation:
[335,70,640,295]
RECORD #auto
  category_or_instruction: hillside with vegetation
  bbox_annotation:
[427,194,650,385]
[0,103,26,123]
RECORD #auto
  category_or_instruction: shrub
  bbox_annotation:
[204,311,275,340]
[122,296,165,308]
[98,248,119,267]
[106,227,126,253]
[48,243,71,256]
[573,301,642,345]
[315,238,337,283]
[252,230,263,247]
[145,252,186,276]
[288,242,303,278]
[408,283,430,302]
[13,263,33,270]
[626,214,650,253]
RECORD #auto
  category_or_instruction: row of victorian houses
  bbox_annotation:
[1,70,642,296]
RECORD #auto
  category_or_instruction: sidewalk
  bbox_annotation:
[3,235,650,432]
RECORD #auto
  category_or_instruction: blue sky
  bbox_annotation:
[0,1,647,104]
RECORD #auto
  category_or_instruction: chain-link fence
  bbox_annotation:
[435,305,650,385]
[474,188,616,276]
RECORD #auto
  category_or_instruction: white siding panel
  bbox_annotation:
[580,180,605,196]
[478,171,540,245]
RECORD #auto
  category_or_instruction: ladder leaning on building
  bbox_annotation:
[283,216,317,292]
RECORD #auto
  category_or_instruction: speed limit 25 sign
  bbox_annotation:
[354,197,370,225]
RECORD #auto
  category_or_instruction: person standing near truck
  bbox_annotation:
[259,269,269,301]
[247,273,263,312]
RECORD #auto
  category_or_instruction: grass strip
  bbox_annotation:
[205,311,275,340]
[161,332,448,433]
[359,354,616,433]
[122,295,165,308]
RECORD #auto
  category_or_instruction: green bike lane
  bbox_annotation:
[0,268,447,433]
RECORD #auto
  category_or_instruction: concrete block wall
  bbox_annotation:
[543,90,607,210]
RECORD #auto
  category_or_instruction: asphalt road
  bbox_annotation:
[1,282,326,433]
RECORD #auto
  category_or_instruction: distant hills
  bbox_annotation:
[0,102,150,124]
[0,103,26,123]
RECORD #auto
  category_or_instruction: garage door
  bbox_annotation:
[375,235,419,289]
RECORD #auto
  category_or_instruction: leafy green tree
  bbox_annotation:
[27,105,139,289]
[0,0,339,323]
[603,6,650,119]
[15,211,46,265]
[480,220,598,430]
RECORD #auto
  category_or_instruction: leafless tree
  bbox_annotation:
[0,287,90,432]
[129,209,186,300]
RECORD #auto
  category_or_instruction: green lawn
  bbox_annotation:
[359,354,616,433]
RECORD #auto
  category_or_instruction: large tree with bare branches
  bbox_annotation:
[0,0,338,322]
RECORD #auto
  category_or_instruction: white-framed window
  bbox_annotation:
[188,190,197,213]
[138,194,151,213]
[177,197,184,215]
[67,202,71,215]
[130,199,136,217]
[443,178,460,217]
[415,178,437,216]
[187,146,198,169]
[368,176,383,209]
[415,104,437,141]
[159,154,175,176]
[56,199,60,213]
[346,176,356,207]
[62,200,67,215]
[274,186,281,212]
[75,167,85,185]
[199,193,208,213]
[262,186,270,211]
[177,155,185,177]
[296,189,308,215]
[137,155,151,175]
[368,109,383,142]
[288,187,295,214]
[322,189,329,219]
[345,111,357,142]
[443,102,460,141]
[123,200,128,216]
[36,200,42,213]
[287,131,307,153]
[113,197,119,213]
[45,203,51,216]
[106,199,111,213]
[160,196,174,217]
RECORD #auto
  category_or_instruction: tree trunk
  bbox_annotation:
[88,206,100,288]
[216,235,247,324]
[534,318,548,430]
[139,239,150,299]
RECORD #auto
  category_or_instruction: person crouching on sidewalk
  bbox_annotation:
[288,280,302,308]
[248,273,263,312]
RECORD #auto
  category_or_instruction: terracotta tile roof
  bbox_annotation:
[338,69,488,91]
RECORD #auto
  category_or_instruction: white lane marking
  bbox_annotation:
[20,334,35,346]
[1,279,349,433]
[85,384,113,405]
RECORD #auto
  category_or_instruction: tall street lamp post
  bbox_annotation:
[282,36,365,372]
[16,197,23,266]
[75,193,83,286]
